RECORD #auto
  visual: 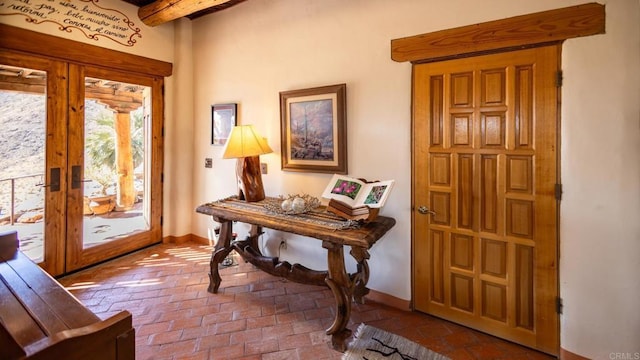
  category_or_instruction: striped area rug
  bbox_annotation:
[342,323,450,360]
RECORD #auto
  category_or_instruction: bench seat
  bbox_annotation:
[0,231,134,360]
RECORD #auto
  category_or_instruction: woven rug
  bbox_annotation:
[342,323,450,360]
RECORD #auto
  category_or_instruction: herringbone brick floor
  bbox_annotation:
[58,242,555,360]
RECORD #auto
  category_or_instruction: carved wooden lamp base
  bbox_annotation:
[236,155,265,202]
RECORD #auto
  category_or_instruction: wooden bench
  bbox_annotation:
[0,231,135,360]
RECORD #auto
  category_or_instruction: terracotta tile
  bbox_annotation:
[155,339,198,357]
[229,328,262,344]
[147,329,183,345]
[136,321,172,336]
[303,307,333,321]
[464,342,506,359]
[444,330,480,348]
[296,344,342,360]
[211,319,247,335]
[202,311,233,326]
[292,319,324,334]
[444,348,476,360]
[276,311,306,324]
[261,323,294,340]
[244,338,279,355]
[232,308,263,321]
[262,349,299,360]
[246,314,276,329]
[58,242,554,360]
[278,333,312,350]
[181,326,208,341]
[207,343,244,359]
[155,308,193,323]
[170,316,203,330]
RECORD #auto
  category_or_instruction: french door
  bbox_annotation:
[0,51,163,276]
[412,46,559,354]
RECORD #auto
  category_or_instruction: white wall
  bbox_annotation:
[187,0,640,358]
[0,0,174,62]
[560,1,640,358]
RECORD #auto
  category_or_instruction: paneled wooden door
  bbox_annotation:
[412,46,559,354]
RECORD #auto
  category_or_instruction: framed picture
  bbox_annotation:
[279,83,347,174]
[211,103,237,145]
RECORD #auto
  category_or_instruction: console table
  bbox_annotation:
[196,196,396,351]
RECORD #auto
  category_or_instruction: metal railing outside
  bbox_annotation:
[0,173,43,226]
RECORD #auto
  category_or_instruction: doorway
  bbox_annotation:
[412,46,559,354]
[0,45,166,276]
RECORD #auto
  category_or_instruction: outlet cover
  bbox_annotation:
[205,158,213,168]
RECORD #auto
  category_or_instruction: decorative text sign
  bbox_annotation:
[0,0,142,47]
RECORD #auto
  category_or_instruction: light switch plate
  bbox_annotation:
[260,163,267,174]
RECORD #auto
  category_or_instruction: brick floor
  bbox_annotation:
[58,243,555,360]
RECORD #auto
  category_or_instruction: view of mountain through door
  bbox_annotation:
[412,46,560,354]
[0,51,163,276]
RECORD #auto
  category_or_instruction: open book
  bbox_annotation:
[321,174,395,209]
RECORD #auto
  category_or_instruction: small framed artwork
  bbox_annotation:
[279,83,347,174]
[211,103,237,145]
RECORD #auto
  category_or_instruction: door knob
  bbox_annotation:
[417,206,436,215]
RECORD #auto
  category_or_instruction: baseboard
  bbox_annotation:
[190,233,211,245]
[561,348,590,360]
[365,289,411,311]
[162,234,202,244]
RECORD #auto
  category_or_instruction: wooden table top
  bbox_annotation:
[196,196,396,249]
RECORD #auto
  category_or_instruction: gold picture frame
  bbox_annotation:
[279,84,347,174]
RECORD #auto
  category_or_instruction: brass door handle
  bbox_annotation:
[417,206,436,215]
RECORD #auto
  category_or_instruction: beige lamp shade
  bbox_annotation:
[222,125,272,202]
[222,125,273,159]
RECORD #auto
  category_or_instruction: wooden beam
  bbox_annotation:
[139,0,244,26]
[0,24,172,77]
[391,3,605,63]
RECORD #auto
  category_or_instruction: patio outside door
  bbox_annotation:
[0,51,163,276]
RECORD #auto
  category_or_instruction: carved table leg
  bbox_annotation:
[323,241,352,352]
[350,247,371,304]
[208,220,234,293]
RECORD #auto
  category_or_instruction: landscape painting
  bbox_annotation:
[279,84,347,174]
[289,99,334,161]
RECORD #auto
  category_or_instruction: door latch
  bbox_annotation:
[71,165,91,189]
[37,167,61,192]
[417,206,436,215]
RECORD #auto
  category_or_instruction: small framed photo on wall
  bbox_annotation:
[211,103,237,145]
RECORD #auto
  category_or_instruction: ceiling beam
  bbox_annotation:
[138,0,244,26]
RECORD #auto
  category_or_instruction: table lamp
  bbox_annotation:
[222,125,273,202]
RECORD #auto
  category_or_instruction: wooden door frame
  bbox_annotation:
[0,52,68,275]
[391,3,605,64]
[393,2,605,355]
[0,24,172,275]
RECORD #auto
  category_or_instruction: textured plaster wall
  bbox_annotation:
[187,0,640,358]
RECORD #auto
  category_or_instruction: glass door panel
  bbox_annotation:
[82,84,150,248]
[0,65,47,262]
[0,52,68,275]
[65,64,160,272]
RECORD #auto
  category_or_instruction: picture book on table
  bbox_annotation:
[321,174,395,209]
